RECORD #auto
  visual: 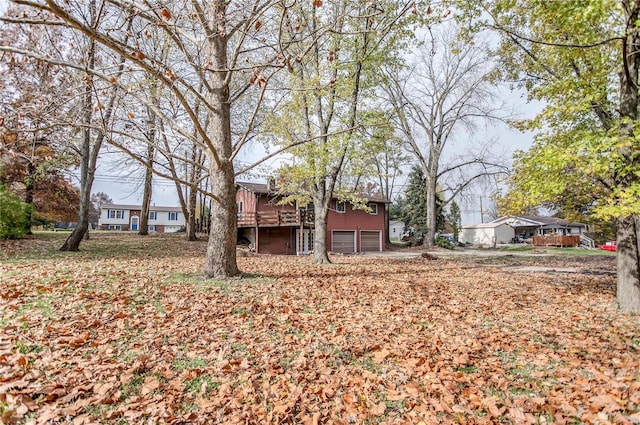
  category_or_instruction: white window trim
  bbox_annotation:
[368,203,378,215]
[168,211,179,221]
[107,209,125,219]
[335,201,346,213]
[149,211,157,220]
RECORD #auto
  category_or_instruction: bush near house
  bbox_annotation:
[0,184,31,239]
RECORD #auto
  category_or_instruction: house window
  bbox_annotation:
[168,211,179,221]
[336,201,346,213]
[148,211,157,220]
[368,203,378,215]
[107,210,125,219]
[237,201,243,216]
[107,224,121,230]
[147,225,156,232]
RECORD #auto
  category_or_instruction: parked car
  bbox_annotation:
[596,241,616,252]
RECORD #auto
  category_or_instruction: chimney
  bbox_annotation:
[267,176,276,192]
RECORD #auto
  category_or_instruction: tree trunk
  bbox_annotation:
[615,2,640,313]
[203,14,238,278]
[616,215,640,313]
[205,160,238,278]
[61,119,95,251]
[61,26,97,251]
[24,162,35,235]
[313,201,331,264]
[138,144,154,236]
[423,171,438,249]
[186,183,198,241]
[384,205,390,246]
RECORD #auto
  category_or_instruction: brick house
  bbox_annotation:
[236,182,387,255]
[99,204,185,233]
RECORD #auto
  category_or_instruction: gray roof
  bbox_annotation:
[517,215,586,228]
[236,181,390,203]
[101,203,182,212]
[236,182,272,194]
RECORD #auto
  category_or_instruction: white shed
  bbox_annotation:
[389,220,406,241]
[460,222,515,246]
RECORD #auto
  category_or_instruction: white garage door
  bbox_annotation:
[360,231,381,252]
[332,231,355,253]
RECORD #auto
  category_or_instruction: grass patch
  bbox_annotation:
[499,246,616,256]
[172,357,208,371]
[184,375,220,394]
[15,341,43,354]
[457,365,478,373]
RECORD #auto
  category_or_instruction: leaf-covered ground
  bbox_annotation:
[1,233,638,424]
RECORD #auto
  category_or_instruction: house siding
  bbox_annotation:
[99,204,184,233]
[461,224,514,245]
[235,183,386,254]
[326,202,386,252]
[257,227,295,255]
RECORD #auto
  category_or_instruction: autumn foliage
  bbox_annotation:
[0,132,79,223]
[0,234,638,424]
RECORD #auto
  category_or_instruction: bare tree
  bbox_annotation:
[382,24,509,248]
[3,0,312,277]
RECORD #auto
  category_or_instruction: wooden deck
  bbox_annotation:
[237,210,314,227]
[532,235,580,247]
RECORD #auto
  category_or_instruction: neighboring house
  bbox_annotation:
[460,215,589,246]
[99,204,185,233]
[389,220,406,241]
[236,182,388,255]
[460,221,515,246]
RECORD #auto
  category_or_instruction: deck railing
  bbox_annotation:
[237,210,314,227]
[532,235,580,247]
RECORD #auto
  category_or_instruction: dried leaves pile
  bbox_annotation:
[1,234,638,424]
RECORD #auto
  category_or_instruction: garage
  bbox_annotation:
[360,230,381,252]
[332,230,355,253]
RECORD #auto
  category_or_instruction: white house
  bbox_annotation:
[389,220,407,241]
[460,215,589,246]
[460,222,515,246]
[99,204,185,233]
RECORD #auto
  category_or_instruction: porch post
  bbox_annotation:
[254,213,259,254]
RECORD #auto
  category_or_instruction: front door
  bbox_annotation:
[296,229,314,255]
[131,216,139,231]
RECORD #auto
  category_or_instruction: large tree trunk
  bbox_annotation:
[313,201,331,264]
[423,171,438,249]
[203,12,238,278]
[615,2,640,313]
[61,28,98,251]
[61,110,96,250]
[205,160,238,278]
[616,215,640,313]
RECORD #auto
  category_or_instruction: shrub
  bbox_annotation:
[0,185,32,239]
[435,236,456,250]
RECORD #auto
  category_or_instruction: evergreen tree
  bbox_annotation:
[402,166,444,241]
[447,200,462,242]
